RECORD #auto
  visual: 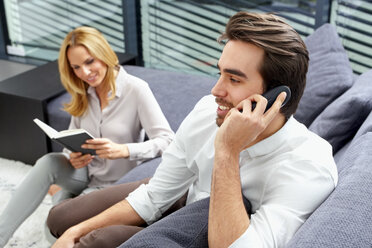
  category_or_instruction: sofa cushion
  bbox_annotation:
[286,132,372,248]
[309,69,372,153]
[115,157,161,184]
[120,196,251,248]
[123,65,216,132]
[334,111,372,164]
[295,24,353,127]
[120,197,210,248]
[353,109,372,138]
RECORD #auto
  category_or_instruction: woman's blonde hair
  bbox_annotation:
[59,26,119,116]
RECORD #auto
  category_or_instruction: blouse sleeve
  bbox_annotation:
[126,83,174,161]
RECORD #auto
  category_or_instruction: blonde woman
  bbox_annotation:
[0,26,174,246]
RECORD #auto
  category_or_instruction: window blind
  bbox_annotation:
[4,0,125,61]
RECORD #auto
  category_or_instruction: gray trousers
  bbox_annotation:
[0,152,89,246]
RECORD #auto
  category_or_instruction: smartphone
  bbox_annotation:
[240,85,291,113]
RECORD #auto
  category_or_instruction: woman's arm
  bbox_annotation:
[126,83,174,160]
[80,83,173,161]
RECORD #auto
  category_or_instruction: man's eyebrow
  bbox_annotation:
[216,63,247,79]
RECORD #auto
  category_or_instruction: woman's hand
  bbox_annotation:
[82,138,129,159]
[69,152,93,169]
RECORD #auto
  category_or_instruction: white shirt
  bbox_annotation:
[126,95,338,247]
[67,67,174,187]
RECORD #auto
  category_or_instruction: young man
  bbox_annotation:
[48,12,338,248]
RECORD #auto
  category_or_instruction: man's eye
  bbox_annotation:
[230,77,240,83]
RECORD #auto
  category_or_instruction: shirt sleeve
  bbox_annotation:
[126,82,174,161]
[231,160,336,248]
[126,106,198,224]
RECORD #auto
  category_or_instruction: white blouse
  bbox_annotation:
[67,66,174,187]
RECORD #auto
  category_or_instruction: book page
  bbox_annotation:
[57,129,93,139]
[33,118,59,138]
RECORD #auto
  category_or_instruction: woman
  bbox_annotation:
[0,26,174,246]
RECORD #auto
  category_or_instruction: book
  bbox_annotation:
[33,118,96,155]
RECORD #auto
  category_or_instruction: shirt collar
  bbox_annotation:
[243,116,295,158]
[87,66,126,98]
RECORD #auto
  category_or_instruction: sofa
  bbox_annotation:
[47,23,372,247]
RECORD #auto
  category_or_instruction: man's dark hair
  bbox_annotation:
[219,12,309,119]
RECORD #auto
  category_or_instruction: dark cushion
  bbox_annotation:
[120,197,210,248]
[124,65,216,132]
[295,24,353,127]
[287,132,372,248]
[309,69,372,154]
[120,196,251,248]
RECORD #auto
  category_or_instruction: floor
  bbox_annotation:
[0,157,52,248]
[0,59,36,82]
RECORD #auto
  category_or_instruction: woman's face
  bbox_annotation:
[67,45,107,89]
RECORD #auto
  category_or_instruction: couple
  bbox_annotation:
[2,11,338,248]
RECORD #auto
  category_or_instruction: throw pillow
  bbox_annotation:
[120,196,251,248]
[334,111,372,165]
[353,109,372,139]
[286,132,372,248]
[295,24,354,127]
[309,69,372,154]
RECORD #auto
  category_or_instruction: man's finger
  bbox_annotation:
[263,92,286,124]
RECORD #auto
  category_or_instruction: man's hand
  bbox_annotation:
[69,152,93,169]
[51,227,79,248]
[209,92,286,248]
[51,200,144,248]
[82,138,129,159]
[214,92,287,155]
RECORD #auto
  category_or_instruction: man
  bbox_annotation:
[48,12,338,248]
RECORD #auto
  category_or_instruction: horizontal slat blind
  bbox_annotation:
[5,0,125,61]
[331,0,372,74]
[141,0,319,76]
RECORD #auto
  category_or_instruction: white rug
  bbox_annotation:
[0,157,52,248]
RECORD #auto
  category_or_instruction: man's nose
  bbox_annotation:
[211,78,226,97]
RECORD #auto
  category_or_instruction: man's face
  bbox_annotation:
[211,40,265,127]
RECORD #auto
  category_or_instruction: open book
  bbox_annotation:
[33,118,96,155]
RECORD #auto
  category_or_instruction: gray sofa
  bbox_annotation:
[48,23,372,247]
